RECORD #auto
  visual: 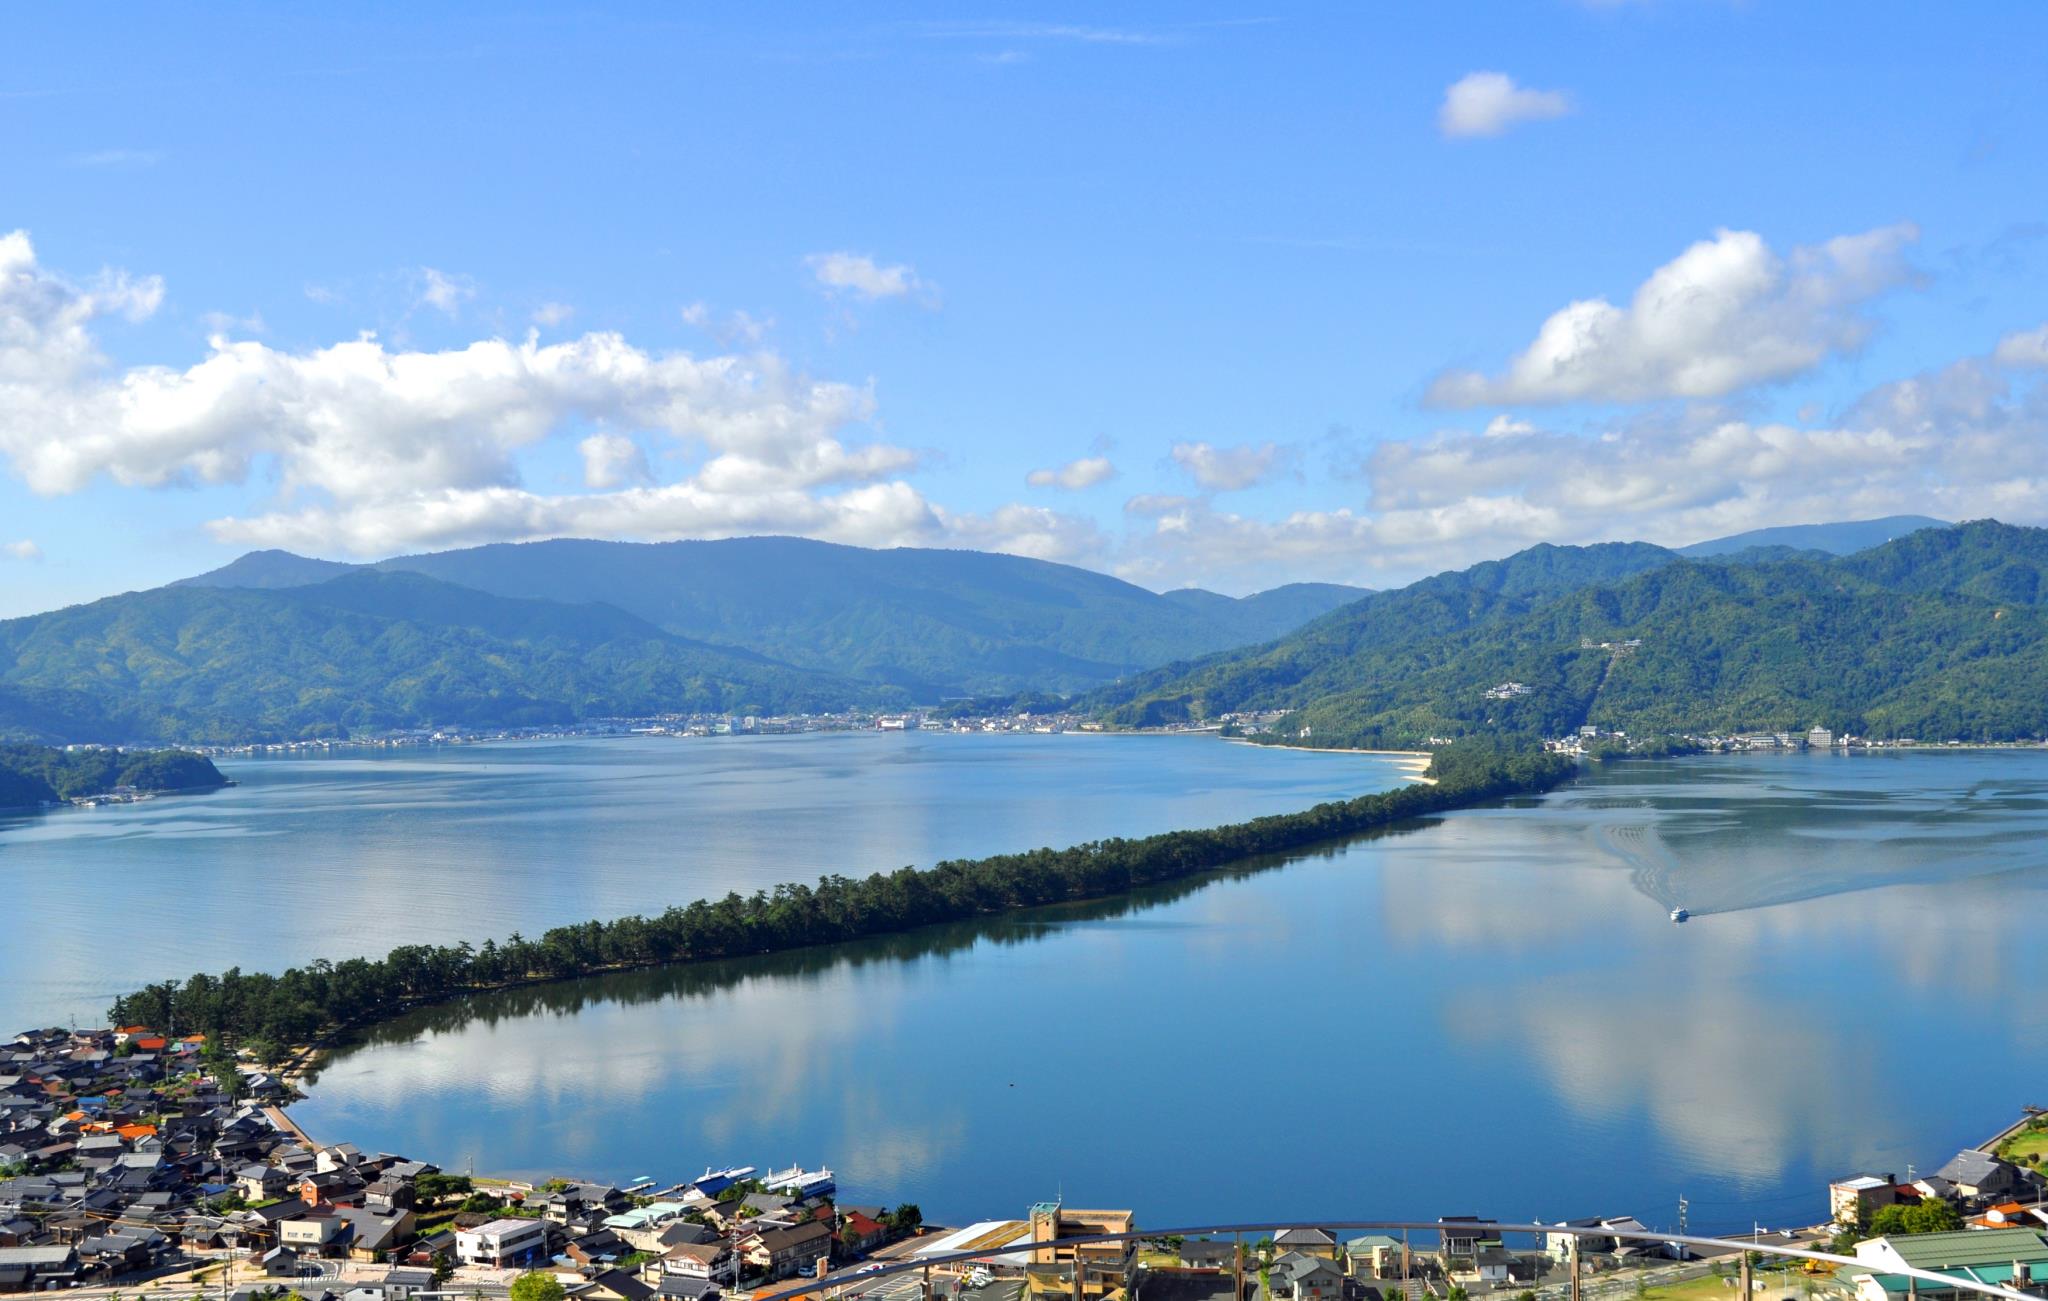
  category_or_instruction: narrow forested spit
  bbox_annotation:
[106,743,1572,1050]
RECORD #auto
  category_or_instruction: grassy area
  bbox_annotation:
[1997,1124,2048,1167]
[1641,1268,1813,1301]
[1640,1274,1742,1301]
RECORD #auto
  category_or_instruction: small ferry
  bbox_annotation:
[1669,906,1690,923]
[763,1164,836,1198]
[690,1165,757,1196]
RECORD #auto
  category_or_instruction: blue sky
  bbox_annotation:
[4,2,2047,616]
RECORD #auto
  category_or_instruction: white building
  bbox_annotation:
[455,1218,550,1268]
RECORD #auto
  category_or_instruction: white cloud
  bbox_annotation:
[532,302,575,327]
[806,252,930,303]
[1439,71,1572,139]
[1170,440,1283,491]
[416,267,474,317]
[198,309,265,336]
[1993,323,2048,368]
[1115,346,2048,593]
[2,539,41,562]
[1428,224,1921,406]
[1026,456,1117,490]
[578,432,652,490]
[682,302,772,346]
[0,229,1094,565]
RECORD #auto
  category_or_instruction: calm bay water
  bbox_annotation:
[287,747,2048,1236]
[0,732,1396,1035]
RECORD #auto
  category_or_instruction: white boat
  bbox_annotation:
[1670,907,1690,923]
[763,1164,836,1197]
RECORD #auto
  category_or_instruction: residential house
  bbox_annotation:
[365,1177,417,1213]
[1266,1253,1345,1301]
[660,1240,732,1280]
[652,1277,721,1301]
[1344,1237,1404,1280]
[456,1218,552,1268]
[1545,1217,1667,1265]
[837,1210,888,1258]
[1830,1176,1900,1227]
[1178,1240,1236,1272]
[1436,1217,1498,1275]
[580,1268,658,1301]
[238,1164,291,1202]
[1932,1151,2036,1206]
[1273,1229,1339,1261]
[279,1212,353,1258]
[748,1221,833,1280]
[0,1244,80,1291]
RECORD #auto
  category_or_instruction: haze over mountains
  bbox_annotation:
[2,515,2037,748]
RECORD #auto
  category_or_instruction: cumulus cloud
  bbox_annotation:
[2,539,41,562]
[1026,456,1117,490]
[0,229,1086,562]
[532,302,575,327]
[1170,440,1283,491]
[1428,224,1921,406]
[806,252,930,303]
[1993,323,2048,368]
[1439,71,1572,139]
[578,432,653,490]
[1116,347,2048,593]
[416,267,474,317]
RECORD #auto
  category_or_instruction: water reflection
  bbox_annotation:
[0,733,1395,1031]
[297,752,2048,1233]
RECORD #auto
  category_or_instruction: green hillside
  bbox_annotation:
[1110,521,2048,747]
[0,744,226,808]
[0,572,897,744]
[1090,541,1681,726]
[183,537,1369,697]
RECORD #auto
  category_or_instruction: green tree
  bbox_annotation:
[509,1273,566,1301]
[1869,1201,1961,1236]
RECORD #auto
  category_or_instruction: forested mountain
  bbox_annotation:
[1106,521,2048,747]
[180,537,1368,697]
[1089,541,1683,725]
[0,744,225,809]
[1676,514,1948,558]
[1161,581,1373,644]
[0,572,895,744]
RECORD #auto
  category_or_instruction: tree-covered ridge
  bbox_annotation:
[1121,521,2048,748]
[0,571,902,744]
[106,741,1573,1049]
[181,536,1373,698]
[0,744,226,807]
[1087,541,1684,726]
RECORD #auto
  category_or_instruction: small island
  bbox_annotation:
[0,742,230,812]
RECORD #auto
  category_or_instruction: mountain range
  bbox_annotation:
[1095,519,2048,746]
[3,515,2032,748]
[0,539,1370,743]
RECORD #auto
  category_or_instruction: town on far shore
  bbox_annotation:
[5,1027,2048,1301]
